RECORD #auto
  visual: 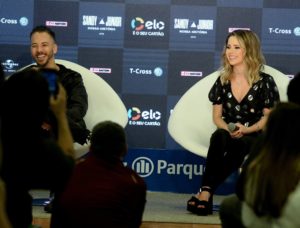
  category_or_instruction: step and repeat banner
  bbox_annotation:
[1,0,299,193]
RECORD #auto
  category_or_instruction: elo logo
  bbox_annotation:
[132,157,154,177]
[131,17,144,31]
[131,17,165,31]
[127,107,141,121]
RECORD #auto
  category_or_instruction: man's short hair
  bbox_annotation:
[30,25,56,42]
[287,72,300,105]
[90,121,127,160]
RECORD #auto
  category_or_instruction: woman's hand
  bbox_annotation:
[230,123,246,138]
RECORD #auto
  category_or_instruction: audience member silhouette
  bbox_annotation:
[0,69,75,228]
[0,176,12,228]
[52,121,147,228]
[219,72,300,228]
[0,63,12,228]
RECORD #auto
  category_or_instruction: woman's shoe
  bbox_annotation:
[195,187,213,216]
[187,196,201,213]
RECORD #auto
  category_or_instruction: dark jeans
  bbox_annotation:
[219,194,245,228]
[202,129,258,192]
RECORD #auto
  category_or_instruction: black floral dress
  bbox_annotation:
[208,72,280,127]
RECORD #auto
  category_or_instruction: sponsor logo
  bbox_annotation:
[132,157,154,177]
[90,67,112,74]
[293,27,300,36]
[82,15,122,35]
[83,15,98,26]
[19,17,29,26]
[132,156,204,180]
[0,18,17,24]
[153,67,163,77]
[174,18,213,38]
[181,71,203,77]
[46,21,68,27]
[0,17,29,26]
[129,67,163,77]
[131,17,144,31]
[128,107,161,127]
[268,27,292,34]
[131,17,165,37]
[268,27,300,37]
[2,59,19,73]
[228,27,250,33]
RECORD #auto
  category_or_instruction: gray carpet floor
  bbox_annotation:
[31,190,223,224]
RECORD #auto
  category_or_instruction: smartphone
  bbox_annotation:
[40,69,58,96]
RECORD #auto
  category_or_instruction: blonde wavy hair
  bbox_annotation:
[220,30,265,86]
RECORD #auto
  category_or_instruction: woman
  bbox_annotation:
[242,102,300,227]
[187,30,280,216]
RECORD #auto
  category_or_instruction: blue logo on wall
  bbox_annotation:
[294,27,300,36]
[153,67,163,77]
[19,17,29,26]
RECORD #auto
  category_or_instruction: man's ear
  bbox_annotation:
[53,43,58,55]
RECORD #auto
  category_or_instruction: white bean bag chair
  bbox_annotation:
[168,65,290,158]
[22,59,128,158]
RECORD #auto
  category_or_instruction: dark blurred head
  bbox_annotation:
[0,69,50,131]
[287,72,300,105]
[90,121,127,161]
[264,102,300,157]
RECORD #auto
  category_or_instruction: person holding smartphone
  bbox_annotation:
[0,69,75,228]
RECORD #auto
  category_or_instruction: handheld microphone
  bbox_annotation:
[228,122,239,133]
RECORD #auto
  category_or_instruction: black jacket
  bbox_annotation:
[25,64,90,145]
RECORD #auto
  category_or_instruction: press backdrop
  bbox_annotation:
[0,0,299,193]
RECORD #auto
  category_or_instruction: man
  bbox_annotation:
[25,25,90,213]
[26,25,90,145]
[51,121,147,228]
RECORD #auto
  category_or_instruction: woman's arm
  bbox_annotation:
[212,104,228,130]
[237,108,271,135]
[213,104,245,139]
[213,105,271,138]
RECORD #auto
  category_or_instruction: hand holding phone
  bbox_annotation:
[40,69,59,96]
